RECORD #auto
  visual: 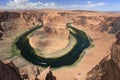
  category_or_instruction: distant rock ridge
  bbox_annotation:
[0,11,120,39]
[87,31,120,80]
[0,11,47,39]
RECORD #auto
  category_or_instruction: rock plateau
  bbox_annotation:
[0,10,120,80]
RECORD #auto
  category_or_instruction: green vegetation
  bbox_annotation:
[9,37,20,59]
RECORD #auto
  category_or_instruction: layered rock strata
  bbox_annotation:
[87,31,120,80]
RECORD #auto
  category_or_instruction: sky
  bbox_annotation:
[0,0,120,11]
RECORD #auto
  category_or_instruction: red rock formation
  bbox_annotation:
[0,10,119,39]
[0,10,120,80]
[20,66,56,80]
[87,31,120,80]
[111,31,120,70]
[110,17,120,33]
[0,60,55,80]
[0,60,21,80]
[0,11,46,39]
[43,13,69,39]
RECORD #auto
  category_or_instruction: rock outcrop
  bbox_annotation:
[43,13,69,39]
[87,31,120,80]
[20,66,56,80]
[73,16,117,33]
[29,13,70,53]
[37,67,56,80]
[0,60,21,80]
[0,10,120,40]
[0,60,55,80]
[0,10,120,80]
[0,11,46,39]
[111,31,120,70]
[110,17,120,33]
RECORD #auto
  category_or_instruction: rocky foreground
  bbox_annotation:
[0,10,120,80]
[0,60,56,80]
[87,31,120,80]
[0,32,120,80]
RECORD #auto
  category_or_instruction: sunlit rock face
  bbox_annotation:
[87,31,120,80]
[0,60,55,80]
[29,13,70,53]
[20,66,55,80]
[42,13,69,39]
[0,10,120,80]
[0,11,46,39]
[0,11,120,40]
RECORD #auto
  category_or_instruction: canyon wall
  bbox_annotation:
[0,10,120,80]
[0,60,21,80]
[0,11,120,39]
[0,60,55,80]
[87,31,120,80]
[0,11,47,39]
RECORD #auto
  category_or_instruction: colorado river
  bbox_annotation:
[15,23,91,68]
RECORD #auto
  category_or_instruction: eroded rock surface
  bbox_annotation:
[87,31,120,80]
[20,66,55,80]
[0,60,21,80]
[29,13,70,53]
[0,60,55,80]
[0,10,119,39]
[0,11,46,39]
[111,31,120,70]
[0,10,120,80]
[110,17,120,33]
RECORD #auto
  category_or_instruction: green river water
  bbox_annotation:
[15,23,91,68]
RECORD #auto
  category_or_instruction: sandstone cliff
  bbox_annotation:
[87,31,120,80]
[0,10,120,80]
[20,66,56,80]
[0,11,47,39]
[0,10,120,39]
[0,60,55,80]
[110,17,120,33]
[0,60,21,80]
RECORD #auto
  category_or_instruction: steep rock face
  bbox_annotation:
[111,31,120,70]
[37,67,56,80]
[87,31,120,80]
[110,17,120,33]
[0,11,46,39]
[73,16,117,33]
[0,31,3,40]
[0,60,55,80]
[87,55,120,80]
[20,66,55,80]
[20,66,42,80]
[43,13,69,39]
[0,11,120,39]
[0,60,21,80]
[20,66,56,80]
[29,13,70,53]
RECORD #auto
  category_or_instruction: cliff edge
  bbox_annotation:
[87,31,120,80]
